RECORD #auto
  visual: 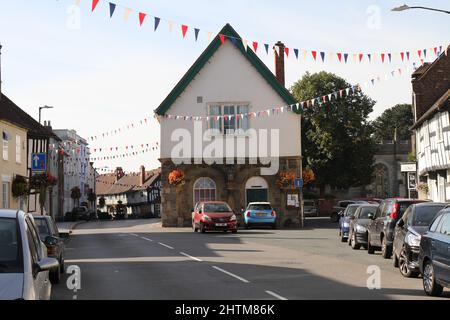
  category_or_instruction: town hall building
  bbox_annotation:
[155,24,302,228]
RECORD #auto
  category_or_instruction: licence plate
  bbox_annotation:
[256,212,266,217]
[215,223,227,227]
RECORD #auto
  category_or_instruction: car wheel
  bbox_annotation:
[351,233,360,250]
[423,260,443,297]
[50,268,60,284]
[232,229,238,234]
[381,236,392,259]
[272,223,277,230]
[367,238,375,255]
[245,223,250,230]
[60,256,65,274]
[399,248,419,278]
[192,221,198,233]
[200,222,206,234]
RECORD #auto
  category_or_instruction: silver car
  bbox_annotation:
[0,210,59,300]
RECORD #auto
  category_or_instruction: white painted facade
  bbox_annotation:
[159,41,301,160]
[416,110,450,202]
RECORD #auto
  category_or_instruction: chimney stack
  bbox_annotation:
[115,167,124,182]
[140,165,145,186]
[274,41,285,87]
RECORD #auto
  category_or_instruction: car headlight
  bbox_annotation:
[230,215,237,221]
[203,215,212,221]
[405,232,421,247]
[343,222,350,228]
[356,225,366,233]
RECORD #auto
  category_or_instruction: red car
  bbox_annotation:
[192,201,238,234]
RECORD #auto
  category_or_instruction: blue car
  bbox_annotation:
[339,204,362,242]
[244,202,277,229]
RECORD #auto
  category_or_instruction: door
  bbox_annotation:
[246,189,268,205]
[435,213,450,283]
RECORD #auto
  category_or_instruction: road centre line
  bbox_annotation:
[141,237,153,242]
[212,266,250,283]
[158,242,175,250]
[265,290,288,300]
[179,252,203,262]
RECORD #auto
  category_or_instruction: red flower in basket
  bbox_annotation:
[168,169,185,187]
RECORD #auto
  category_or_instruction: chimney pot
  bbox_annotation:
[274,41,285,87]
[140,165,145,186]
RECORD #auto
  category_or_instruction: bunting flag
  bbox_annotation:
[83,0,448,65]
[181,25,188,38]
[138,12,146,26]
[219,34,225,45]
[92,0,100,12]
[109,2,116,18]
[154,17,161,31]
[285,47,290,58]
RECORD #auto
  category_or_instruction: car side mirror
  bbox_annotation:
[397,219,405,229]
[45,236,59,246]
[35,257,59,274]
[58,230,70,239]
[339,211,344,217]
[367,213,374,220]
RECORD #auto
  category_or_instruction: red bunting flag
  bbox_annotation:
[311,51,317,60]
[418,50,422,58]
[181,25,188,38]
[139,12,147,26]
[381,53,385,63]
[434,47,438,56]
[219,34,225,44]
[284,47,289,58]
[92,0,100,11]
[337,53,342,62]
[400,52,405,61]
[358,54,363,62]
[252,41,258,53]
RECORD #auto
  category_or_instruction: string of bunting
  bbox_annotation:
[91,142,159,154]
[90,147,157,162]
[162,64,417,122]
[78,0,448,64]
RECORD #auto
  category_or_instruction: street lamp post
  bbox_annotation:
[391,4,450,14]
[39,105,54,124]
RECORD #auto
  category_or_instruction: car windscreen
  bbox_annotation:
[397,202,421,219]
[0,218,23,273]
[204,203,232,213]
[413,206,446,227]
[34,218,51,239]
[248,204,272,211]
[345,206,359,217]
[358,207,377,219]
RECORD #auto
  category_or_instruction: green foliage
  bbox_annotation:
[407,152,416,162]
[291,71,377,190]
[372,104,414,142]
[88,192,96,203]
[12,175,28,198]
[71,187,81,200]
[98,197,106,208]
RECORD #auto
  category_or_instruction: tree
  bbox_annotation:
[98,197,106,209]
[71,187,81,207]
[372,104,413,142]
[291,71,377,194]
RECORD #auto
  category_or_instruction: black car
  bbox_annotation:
[348,204,379,250]
[366,198,426,258]
[33,215,69,284]
[393,202,447,278]
[419,208,450,296]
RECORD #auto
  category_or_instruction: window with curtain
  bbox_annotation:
[208,103,250,134]
[193,177,216,205]
[2,131,10,161]
[15,135,21,164]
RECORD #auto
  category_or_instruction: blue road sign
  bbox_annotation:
[295,178,304,188]
[31,153,46,172]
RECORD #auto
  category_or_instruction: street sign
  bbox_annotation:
[401,163,417,173]
[294,178,303,188]
[31,153,46,172]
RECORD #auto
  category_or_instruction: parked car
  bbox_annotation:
[192,201,238,234]
[0,209,59,300]
[304,200,319,217]
[33,215,69,284]
[393,202,447,278]
[366,198,427,258]
[338,204,362,242]
[65,206,92,222]
[419,208,450,296]
[330,200,368,222]
[243,202,277,229]
[348,204,379,250]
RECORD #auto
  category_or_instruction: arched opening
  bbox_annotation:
[245,176,269,205]
[193,177,216,206]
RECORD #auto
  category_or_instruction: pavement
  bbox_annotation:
[51,217,450,300]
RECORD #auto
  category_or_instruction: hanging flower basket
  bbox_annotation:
[29,172,57,190]
[302,168,316,186]
[417,183,429,194]
[276,170,296,189]
[168,169,185,187]
[12,175,28,198]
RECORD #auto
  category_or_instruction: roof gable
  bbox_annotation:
[154,24,297,116]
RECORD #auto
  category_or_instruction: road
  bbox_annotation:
[52,218,449,300]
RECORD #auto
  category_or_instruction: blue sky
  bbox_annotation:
[1,0,449,171]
